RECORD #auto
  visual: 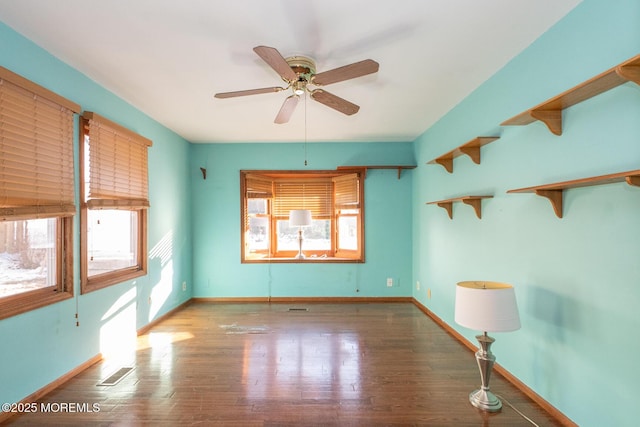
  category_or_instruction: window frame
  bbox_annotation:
[80,208,148,292]
[335,209,361,258]
[79,112,151,293]
[240,170,364,263]
[0,216,74,320]
[0,66,78,320]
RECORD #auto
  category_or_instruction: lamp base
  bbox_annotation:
[469,388,502,412]
[469,333,502,412]
[294,252,305,259]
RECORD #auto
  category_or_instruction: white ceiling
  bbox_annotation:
[0,0,580,143]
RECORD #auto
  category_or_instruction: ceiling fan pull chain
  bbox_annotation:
[304,93,308,166]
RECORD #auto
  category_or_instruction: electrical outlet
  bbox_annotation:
[386,277,393,287]
[416,281,420,291]
[182,281,187,291]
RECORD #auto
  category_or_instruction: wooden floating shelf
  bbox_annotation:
[426,195,493,219]
[507,169,640,218]
[501,54,640,135]
[337,165,417,179]
[427,137,499,173]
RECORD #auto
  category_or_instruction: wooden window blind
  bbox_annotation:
[272,179,332,218]
[0,67,80,220]
[333,173,360,209]
[245,174,273,198]
[82,112,152,209]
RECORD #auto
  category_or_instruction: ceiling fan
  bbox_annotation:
[214,45,379,124]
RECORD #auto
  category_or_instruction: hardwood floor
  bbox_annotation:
[4,302,565,426]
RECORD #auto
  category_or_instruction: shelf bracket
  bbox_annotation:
[461,198,483,219]
[428,196,491,219]
[530,109,562,136]
[616,63,640,85]
[436,201,453,219]
[535,189,563,218]
[434,157,453,173]
[459,145,481,165]
[626,175,640,187]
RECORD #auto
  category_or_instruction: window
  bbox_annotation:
[241,170,364,262]
[0,66,79,320]
[80,112,152,293]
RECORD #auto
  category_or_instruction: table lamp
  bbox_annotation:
[454,281,521,412]
[289,209,312,259]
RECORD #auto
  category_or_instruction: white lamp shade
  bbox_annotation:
[289,209,312,227]
[455,281,521,332]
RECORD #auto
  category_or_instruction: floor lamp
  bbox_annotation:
[289,209,312,259]
[454,281,521,412]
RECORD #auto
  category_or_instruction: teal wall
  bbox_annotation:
[0,22,193,407]
[190,142,415,298]
[412,0,640,426]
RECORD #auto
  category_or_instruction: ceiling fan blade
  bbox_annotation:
[311,59,379,86]
[274,95,300,124]
[253,46,298,82]
[214,86,285,99]
[310,89,360,116]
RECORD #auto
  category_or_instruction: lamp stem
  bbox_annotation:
[295,227,305,259]
[469,332,502,412]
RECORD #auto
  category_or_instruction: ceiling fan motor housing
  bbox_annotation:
[285,56,316,80]
[286,56,316,95]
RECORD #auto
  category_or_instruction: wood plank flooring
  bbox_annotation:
[3,302,565,426]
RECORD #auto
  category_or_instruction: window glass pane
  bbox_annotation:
[338,215,358,250]
[247,216,269,252]
[247,199,269,253]
[87,210,138,276]
[0,218,56,297]
[277,219,331,251]
[248,198,267,214]
[340,208,359,215]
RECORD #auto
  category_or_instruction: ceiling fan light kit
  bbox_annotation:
[214,45,379,124]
